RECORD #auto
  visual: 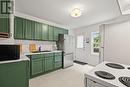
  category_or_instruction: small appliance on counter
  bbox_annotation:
[57,34,74,68]
[0,45,20,61]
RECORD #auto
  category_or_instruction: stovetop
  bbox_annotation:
[85,61,130,87]
[128,67,130,70]
[106,63,125,69]
[119,77,130,87]
[95,71,115,80]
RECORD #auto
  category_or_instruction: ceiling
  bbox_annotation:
[118,0,130,14]
[15,0,121,29]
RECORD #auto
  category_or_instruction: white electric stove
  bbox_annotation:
[84,61,130,87]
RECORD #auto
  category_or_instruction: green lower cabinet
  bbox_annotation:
[54,56,62,62]
[31,58,43,75]
[54,62,62,69]
[29,52,63,78]
[44,57,54,72]
[0,61,29,87]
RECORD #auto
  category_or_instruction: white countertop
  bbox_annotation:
[0,50,62,64]
[85,61,130,87]
[24,50,62,55]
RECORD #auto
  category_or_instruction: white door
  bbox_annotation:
[75,35,87,63]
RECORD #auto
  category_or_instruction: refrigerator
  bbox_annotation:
[57,34,74,68]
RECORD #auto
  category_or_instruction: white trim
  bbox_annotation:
[14,11,70,29]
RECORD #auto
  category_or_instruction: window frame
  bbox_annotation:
[91,32,100,55]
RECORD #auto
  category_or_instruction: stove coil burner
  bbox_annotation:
[106,63,125,69]
[95,71,115,80]
[119,77,130,87]
[128,67,130,70]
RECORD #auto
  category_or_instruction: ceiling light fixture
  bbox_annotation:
[71,8,82,17]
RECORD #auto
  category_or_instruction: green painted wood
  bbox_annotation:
[31,21,35,40]
[14,16,68,41]
[31,58,43,75]
[0,61,29,87]
[0,18,10,33]
[54,55,62,62]
[25,19,35,40]
[14,17,24,39]
[35,22,42,40]
[41,24,48,40]
[25,19,31,39]
[53,27,59,41]
[54,62,62,69]
[64,29,68,34]
[48,25,54,41]
[44,57,54,72]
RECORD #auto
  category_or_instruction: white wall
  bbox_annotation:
[104,20,130,65]
[74,24,100,66]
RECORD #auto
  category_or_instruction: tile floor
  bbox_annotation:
[29,63,94,87]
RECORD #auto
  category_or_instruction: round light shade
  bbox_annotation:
[71,8,82,17]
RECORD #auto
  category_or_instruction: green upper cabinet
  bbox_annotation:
[64,29,68,34]
[25,19,35,40]
[41,24,48,40]
[14,16,68,41]
[48,25,54,41]
[0,18,10,37]
[53,27,59,41]
[14,17,25,39]
[35,22,42,40]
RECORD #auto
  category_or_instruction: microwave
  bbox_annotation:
[0,45,20,61]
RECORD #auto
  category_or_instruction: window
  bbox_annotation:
[77,35,84,48]
[91,32,100,54]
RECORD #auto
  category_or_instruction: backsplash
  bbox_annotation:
[14,40,57,54]
[0,38,57,54]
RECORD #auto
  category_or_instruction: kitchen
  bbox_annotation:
[0,0,130,87]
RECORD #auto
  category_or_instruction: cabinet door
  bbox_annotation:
[48,25,54,41]
[45,57,54,72]
[64,29,68,34]
[14,17,24,39]
[25,19,31,39]
[54,62,62,69]
[53,27,59,41]
[0,18,10,33]
[31,58,43,75]
[31,21,35,40]
[58,28,64,34]
[54,56,62,62]
[0,61,29,87]
[35,22,42,40]
[41,24,48,40]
